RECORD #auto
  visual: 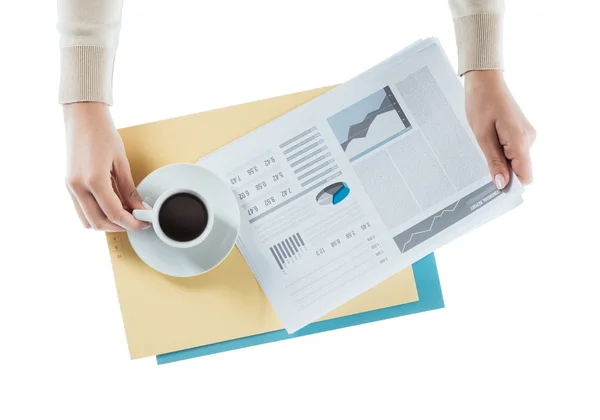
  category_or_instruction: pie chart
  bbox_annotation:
[316,182,350,206]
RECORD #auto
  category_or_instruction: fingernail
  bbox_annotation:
[142,224,152,230]
[142,201,152,210]
[495,174,506,189]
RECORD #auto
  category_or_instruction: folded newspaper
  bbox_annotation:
[198,38,524,333]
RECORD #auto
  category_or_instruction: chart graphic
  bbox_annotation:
[393,182,502,253]
[316,182,350,206]
[269,233,306,270]
[327,86,411,162]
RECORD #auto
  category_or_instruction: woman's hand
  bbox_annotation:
[64,102,149,232]
[465,70,536,189]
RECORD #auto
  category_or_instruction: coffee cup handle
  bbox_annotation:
[133,209,153,223]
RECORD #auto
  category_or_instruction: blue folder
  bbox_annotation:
[157,253,443,364]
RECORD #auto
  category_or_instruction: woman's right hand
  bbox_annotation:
[64,102,149,232]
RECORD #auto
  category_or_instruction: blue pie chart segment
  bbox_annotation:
[332,184,350,204]
[316,182,350,206]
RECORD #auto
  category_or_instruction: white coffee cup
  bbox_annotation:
[133,188,214,249]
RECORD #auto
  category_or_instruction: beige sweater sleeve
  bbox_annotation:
[449,0,505,75]
[57,0,123,105]
[57,0,503,104]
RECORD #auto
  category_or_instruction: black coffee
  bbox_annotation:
[158,193,209,242]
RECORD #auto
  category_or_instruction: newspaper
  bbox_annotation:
[198,38,524,333]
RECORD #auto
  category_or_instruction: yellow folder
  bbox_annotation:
[107,86,419,359]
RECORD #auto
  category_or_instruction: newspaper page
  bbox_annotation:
[198,38,524,333]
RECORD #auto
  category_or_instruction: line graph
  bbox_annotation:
[399,201,459,252]
[327,86,411,162]
[341,99,395,151]
[393,182,502,253]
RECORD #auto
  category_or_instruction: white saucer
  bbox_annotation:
[128,163,240,277]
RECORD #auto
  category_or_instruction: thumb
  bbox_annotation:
[478,132,511,190]
[113,156,144,210]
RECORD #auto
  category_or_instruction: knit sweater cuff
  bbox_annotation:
[59,46,115,105]
[453,13,504,76]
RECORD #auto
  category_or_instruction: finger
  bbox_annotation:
[67,176,124,232]
[502,140,529,162]
[503,140,533,184]
[67,188,91,229]
[510,154,533,185]
[113,157,145,211]
[475,129,511,190]
[529,126,537,147]
[88,175,148,231]
[77,191,126,232]
[497,123,534,185]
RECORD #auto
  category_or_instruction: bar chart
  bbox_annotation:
[269,232,306,270]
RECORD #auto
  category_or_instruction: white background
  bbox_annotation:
[1,0,598,418]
